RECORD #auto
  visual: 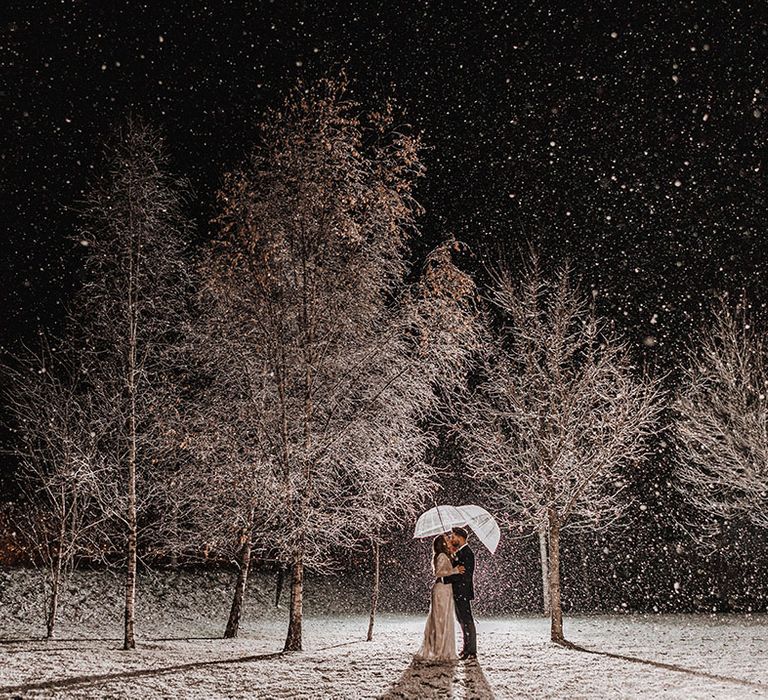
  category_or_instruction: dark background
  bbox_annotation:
[3,1,768,612]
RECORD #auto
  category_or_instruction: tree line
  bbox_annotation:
[3,76,766,649]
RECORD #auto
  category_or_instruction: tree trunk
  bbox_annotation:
[275,565,285,608]
[538,527,550,616]
[169,497,180,568]
[366,539,380,642]
[124,477,138,650]
[284,551,304,651]
[716,520,731,613]
[224,522,254,638]
[123,369,138,650]
[578,532,592,610]
[548,508,564,643]
[46,510,67,639]
[122,182,141,653]
[46,552,63,639]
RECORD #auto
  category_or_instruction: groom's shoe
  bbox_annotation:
[460,652,477,661]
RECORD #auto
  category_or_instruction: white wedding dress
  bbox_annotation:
[415,552,461,661]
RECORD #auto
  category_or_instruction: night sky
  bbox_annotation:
[3,0,768,609]
[4,1,768,357]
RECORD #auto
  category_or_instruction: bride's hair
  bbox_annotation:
[432,534,450,572]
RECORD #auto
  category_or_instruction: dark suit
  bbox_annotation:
[442,544,477,656]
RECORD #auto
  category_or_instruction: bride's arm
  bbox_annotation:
[434,554,462,578]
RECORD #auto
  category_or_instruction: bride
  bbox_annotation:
[415,534,465,662]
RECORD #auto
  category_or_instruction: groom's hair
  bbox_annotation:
[452,526,469,540]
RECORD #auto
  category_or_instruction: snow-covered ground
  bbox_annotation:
[3,614,768,698]
[1,569,768,698]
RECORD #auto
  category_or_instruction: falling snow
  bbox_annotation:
[3,1,768,698]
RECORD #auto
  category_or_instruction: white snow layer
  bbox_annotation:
[1,570,767,698]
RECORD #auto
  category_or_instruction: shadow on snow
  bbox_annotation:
[559,639,768,691]
[381,658,495,699]
[0,650,284,695]
[0,638,362,696]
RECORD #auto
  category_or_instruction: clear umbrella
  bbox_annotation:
[413,504,501,554]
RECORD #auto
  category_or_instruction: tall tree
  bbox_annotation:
[75,120,192,649]
[204,75,474,651]
[462,260,662,642]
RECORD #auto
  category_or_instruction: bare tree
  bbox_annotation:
[74,120,192,649]
[356,241,482,641]
[194,241,479,643]
[346,379,438,643]
[674,299,768,528]
[673,299,768,608]
[178,343,286,639]
[1,339,107,638]
[203,76,480,651]
[461,260,662,642]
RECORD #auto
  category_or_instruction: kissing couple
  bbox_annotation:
[415,526,477,662]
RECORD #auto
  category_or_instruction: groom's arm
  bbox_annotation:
[442,570,461,584]
[464,548,475,580]
[441,550,466,584]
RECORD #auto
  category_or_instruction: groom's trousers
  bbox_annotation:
[454,597,477,655]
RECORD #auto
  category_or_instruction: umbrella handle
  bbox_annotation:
[433,498,448,535]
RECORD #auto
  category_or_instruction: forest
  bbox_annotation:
[3,76,767,660]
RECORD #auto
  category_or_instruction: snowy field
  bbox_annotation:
[2,613,768,698]
[1,568,767,698]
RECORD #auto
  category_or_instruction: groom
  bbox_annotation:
[442,526,477,660]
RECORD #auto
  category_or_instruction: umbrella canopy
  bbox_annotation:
[413,505,466,538]
[414,504,501,554]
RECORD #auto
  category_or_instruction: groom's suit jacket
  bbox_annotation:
[442,544,475,600]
